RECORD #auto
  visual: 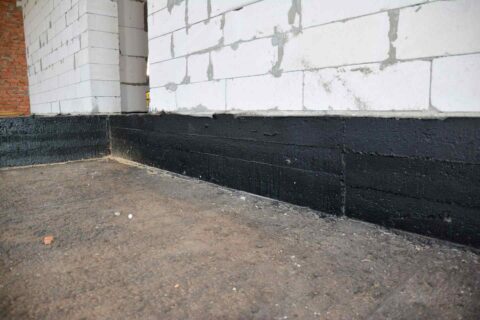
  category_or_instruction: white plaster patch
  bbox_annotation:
[188,0,209,25]
[188,53,210,83]
[226,72,303,110]
[223,0,293,44]
[212,38,277,79]
[148,3,186,39]
[176,81,226,111]
[149,34,172,63]
[432,54,480,112]
[302,0,427,27]
[150,58,187,88]
[148,0,168,15]
[283,13,390,71]
[396,0,480,59]
[304,61,431,111]
[150,87,177,112]
[174,16,223,57]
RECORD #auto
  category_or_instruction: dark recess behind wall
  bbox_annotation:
[1,114,479,247]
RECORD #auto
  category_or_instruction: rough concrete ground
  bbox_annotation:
[0,158,479,320]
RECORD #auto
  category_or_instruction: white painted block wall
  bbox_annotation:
[117,0,148,112]
[22,0,122,114]
[147,0,480,115]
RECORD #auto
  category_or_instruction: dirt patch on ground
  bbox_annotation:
[1,158,479,319]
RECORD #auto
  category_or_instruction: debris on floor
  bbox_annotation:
[42,235,54,245]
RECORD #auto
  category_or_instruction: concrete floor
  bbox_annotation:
[0,158,479,320]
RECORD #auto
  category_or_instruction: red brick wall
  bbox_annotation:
[0,0,29,116]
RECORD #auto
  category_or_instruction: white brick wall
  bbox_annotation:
[118,0,148,112]
[118,0,145,29]
[149,87,176,112]
[147,0,480,115]
[81,30,119,50]
[173,16,223,57]
[432,54,480,112]
[23,0,121,114]
[283,13,390,71]
[212,39,276,79]
[80,0,118,17]
[147,0,168,16]
[150,58,186,87]
[223,0,293,45]
[304,61,430,111]
[149,34,172,63]
[188,0,208,25]
[302,0,427,28]
[119,27,148,57]
[227,73,303,111]
[176,81,226,111]
[188,53,210,83]
[148,1,185,39]
[210,0,257,16]
[121,84,148,112]
[396,0,480,59]
[120,56,147,84]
